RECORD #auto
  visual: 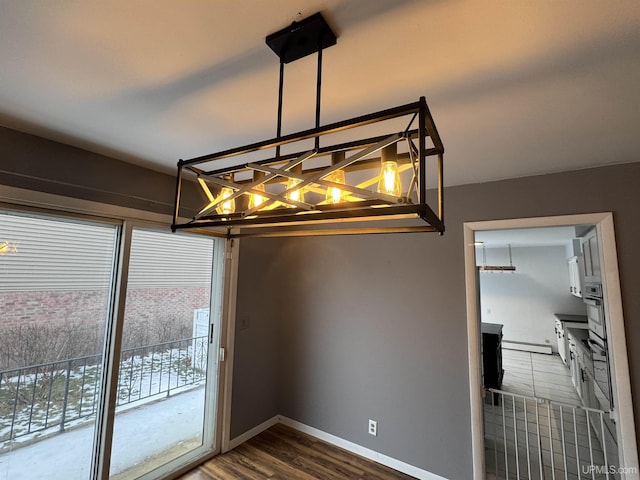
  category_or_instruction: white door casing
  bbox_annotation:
[464,213,639,479]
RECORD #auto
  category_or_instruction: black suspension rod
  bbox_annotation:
[275,59,285,159]
[182,100,422,166]
[315,44,323,150]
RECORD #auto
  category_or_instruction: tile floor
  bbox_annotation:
[499,349,581,405]
[484,349,615,480]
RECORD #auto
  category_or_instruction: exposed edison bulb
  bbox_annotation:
[215,186,235,215]
[377,144,401,197]
[285,178,305,206]
[325,169,346,204]
[325,151,347,204]
[377,161,401,196]
[285,164,304,207]
[248,183,266,210]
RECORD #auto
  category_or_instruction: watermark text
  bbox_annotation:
[582,464,639,475]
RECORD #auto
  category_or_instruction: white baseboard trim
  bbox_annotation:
[227,415,279,451]
[279,416,448,480]
[502,340,552,354]
[228,415,448,479]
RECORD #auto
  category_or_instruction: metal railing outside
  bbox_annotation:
[484,389,617,480]
[0,335,208,445]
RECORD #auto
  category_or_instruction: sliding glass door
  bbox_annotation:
[0,210,225,480]
[0,210,118,480]
[109,228,223,479]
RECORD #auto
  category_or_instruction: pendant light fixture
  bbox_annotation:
[479,243,517,273]
[171,12,445,238]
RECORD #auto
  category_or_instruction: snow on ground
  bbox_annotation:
[1,344,207,444]
[0,387,205,480]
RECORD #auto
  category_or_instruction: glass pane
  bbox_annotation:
[109,229,216,479]
[0,211,118,480]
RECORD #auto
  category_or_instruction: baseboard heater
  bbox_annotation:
[502,340,552,354]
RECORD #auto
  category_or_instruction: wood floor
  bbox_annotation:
[178,423,415,480]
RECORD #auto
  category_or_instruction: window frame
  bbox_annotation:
[0,184,236,480]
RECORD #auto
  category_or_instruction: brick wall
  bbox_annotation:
[0,290,111,329]
[0,287,210,369]
[124,287,210,325]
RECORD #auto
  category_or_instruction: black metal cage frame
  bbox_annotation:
[171,13,444,238]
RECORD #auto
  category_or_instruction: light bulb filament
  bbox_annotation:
[325,170,346,204]
[249,184,266,210]
[286,178,304,206]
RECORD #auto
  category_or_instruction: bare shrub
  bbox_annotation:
[0,321,101,371]
[0,313,192,371]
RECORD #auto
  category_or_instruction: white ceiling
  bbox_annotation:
[1,1,639,185]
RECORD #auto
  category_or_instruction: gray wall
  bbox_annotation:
[230,238,281,437]
[233,161,640,480]
[0,126,202,215]
[277,233,469,476]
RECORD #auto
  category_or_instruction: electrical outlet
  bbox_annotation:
[368,419,377,436]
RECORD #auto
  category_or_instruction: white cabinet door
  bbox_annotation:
[568,256,583,297]
[581,228,601,283]
[556,320,567,364]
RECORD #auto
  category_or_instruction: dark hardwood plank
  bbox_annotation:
[268,425,402,480]
[259,428,366,478]
[178,424,416,479]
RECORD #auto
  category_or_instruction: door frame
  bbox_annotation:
[464,212,639,479]
[219,238,240,454]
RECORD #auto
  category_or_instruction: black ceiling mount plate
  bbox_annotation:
[266,12,337,64]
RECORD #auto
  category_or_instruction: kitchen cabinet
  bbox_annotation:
[568,335,580,393]
[568,255,583,297]
[567,331,620,467]
[554,314,588,366]
[567,327,596,409]
[581,227,601,283]
[482,323,503,390]
[555,319,567,365]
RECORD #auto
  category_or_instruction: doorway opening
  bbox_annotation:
[464,213,638,479]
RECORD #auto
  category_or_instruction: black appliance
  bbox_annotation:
[481,323,503,390]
